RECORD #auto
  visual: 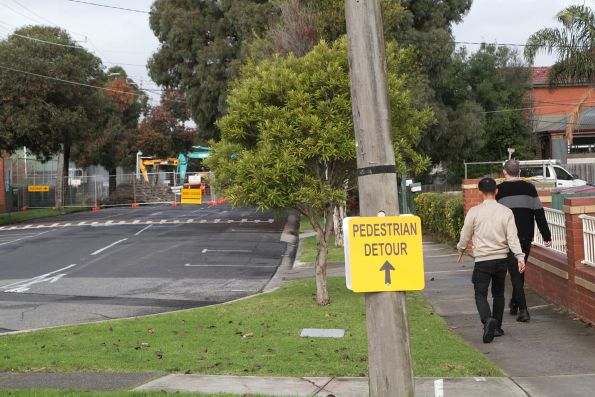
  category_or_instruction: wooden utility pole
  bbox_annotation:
[344,1,415,396]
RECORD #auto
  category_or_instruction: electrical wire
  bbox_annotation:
[0,62,185,103]
[65,0,149,14]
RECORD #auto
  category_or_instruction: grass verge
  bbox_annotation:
[299,235,344,263]
[0,391,260,397]
[0,278,500,377]
[0,208,87,226]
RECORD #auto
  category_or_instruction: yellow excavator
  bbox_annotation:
[139,158,179,184]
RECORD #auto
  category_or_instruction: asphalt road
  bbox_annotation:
[0,203,288,333]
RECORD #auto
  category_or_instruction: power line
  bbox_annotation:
[399,37,591,50]
[65,0,149,14]
[0,63,184,103]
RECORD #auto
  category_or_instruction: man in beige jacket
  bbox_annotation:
[457,178,525,343]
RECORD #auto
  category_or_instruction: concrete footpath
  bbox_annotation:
[1,232,595,396]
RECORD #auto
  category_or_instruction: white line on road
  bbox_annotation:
[201,248,253,254]
[1,264,77,291]
[0,230,53,246]
[423,247,448,252]
[434,379,444,397]
[134,224,153,236]
[425,253,458,258]
[91,239,128,256]
[151,212,163,216]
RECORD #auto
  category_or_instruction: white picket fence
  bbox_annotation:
[534,208,567,255]
[581,215,595,267]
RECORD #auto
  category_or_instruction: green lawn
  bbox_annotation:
[0,391,263,397]
[0,208,87,226]
[0,278,500,378]
[299,235,345,263]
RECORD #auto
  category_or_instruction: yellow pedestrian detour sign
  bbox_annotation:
[343,215,425,292]
[181,188,202,204]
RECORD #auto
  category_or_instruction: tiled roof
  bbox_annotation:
[532,67,551,85]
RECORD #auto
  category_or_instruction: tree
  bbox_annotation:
[148,0,277,141]
[207,39,432,305]
[0,26,106,208]
[525,4,594,85]
[71,67,148,195]
[134,89,196,158]
[525,5,594,144]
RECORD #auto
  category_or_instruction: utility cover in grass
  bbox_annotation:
[300,328,345,338]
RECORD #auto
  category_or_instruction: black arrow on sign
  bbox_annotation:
[380,261,395,286]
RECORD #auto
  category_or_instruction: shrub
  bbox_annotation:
[414,192,464,243]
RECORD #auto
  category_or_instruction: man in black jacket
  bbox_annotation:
[496,160,552,322]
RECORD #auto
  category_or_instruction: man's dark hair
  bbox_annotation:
[504,159,520,177]
[478,177,497,193]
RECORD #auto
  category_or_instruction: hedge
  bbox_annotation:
[414,192,464,243]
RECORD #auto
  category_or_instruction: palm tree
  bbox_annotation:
[525,5,594,143]
[525,4,594,85]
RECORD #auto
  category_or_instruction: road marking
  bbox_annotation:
[91,238,128,256]
[425,253,458,258]
[22,225,32,229]
[434,379,444,397]
[78,221,87,226]
[268,219,274,223]
[133,220,140,224]
[0,230,53,246]
[241,219,248,223]
[151,211,163,216]
[186,219,194,223]
[159,219,167,224]
[200,220,207,223]
[50,223,59,227]
[214,219,221,223]
[184,263,276,268]
[134,224,153,236]
[201,248,253,254]
[423,247,448,252]
[1,264,77,292]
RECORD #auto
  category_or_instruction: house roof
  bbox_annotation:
[532,67,551,85]
[533,106,595,133]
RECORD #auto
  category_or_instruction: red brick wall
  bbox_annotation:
[0,155,5,213]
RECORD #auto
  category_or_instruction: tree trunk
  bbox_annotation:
[333,204,345,247]
[54,150,64,210]
[313,207,334,305]
[108,167,117,196]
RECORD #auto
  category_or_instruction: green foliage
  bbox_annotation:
[0,26,105,158]
[525,4,594,84]
[207,38,432,215]
[148,0,277,141]
[421,44,537,182]
[414,193,464,243]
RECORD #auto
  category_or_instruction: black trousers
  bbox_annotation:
[473,258,508,327]
[508,239,533,309]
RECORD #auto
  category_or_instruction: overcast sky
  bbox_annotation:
[0,0,591,105]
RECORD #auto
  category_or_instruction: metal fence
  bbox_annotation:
[563,163,595,185]
[9,172,192,209]
[581,214,595,267]
[534,208,567,255]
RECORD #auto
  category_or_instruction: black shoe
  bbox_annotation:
[494,327,504,337]
[517,309,530,322]
[483,318,497,343]
[509,300,518,316]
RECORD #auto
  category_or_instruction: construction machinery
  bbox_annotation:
[139,158,179,184]
[177,146,210,185]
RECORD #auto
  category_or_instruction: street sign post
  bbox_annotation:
[181,188,202,205]
[343,216,424,292]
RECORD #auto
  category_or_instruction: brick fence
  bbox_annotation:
[462,178,595,324]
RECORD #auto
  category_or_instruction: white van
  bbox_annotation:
[517,160,587,188]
